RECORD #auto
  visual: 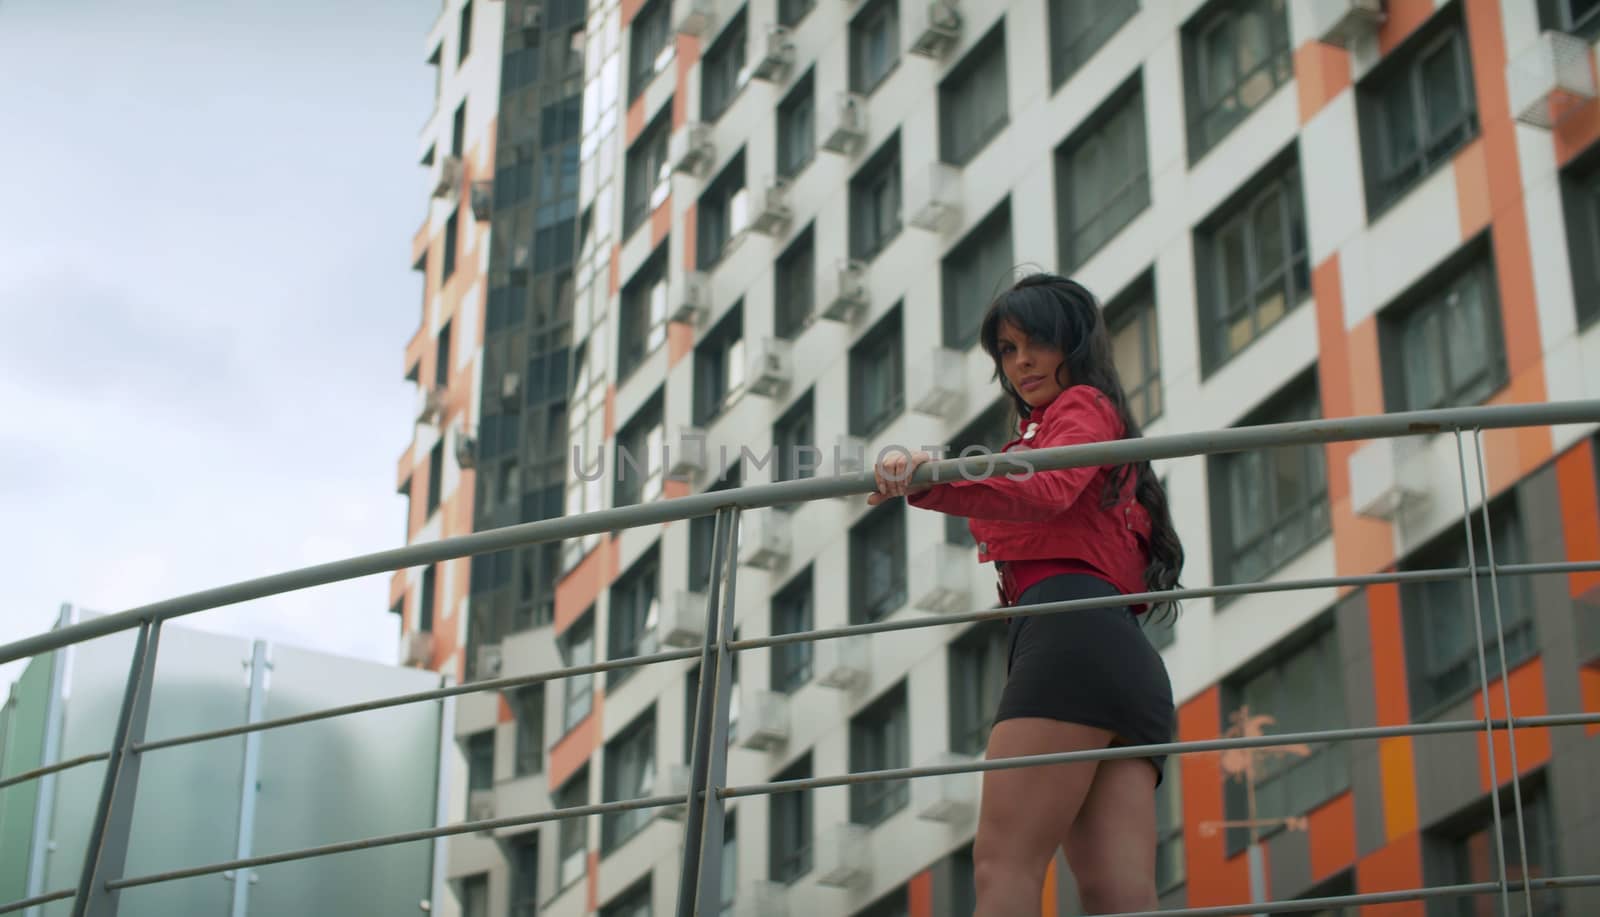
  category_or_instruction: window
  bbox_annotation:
[1358,10,1477,216]
[1181,0,1293,162]
[509,832,537,917]
[601,878,653,917]
[458,0,473,64]
[436,320,453,387]
[540,95,583,148]
[849,306,904,437]
[779,0,815,27]
[419,564,437,632]
[460,874,489,917]
[1559,156,1600,329]
[513,685,544,776]
[1106,275,1162,426]
[602,709,657,853]
[770,754,814,882]
[694,304,747,425]
[774,390,817,483]
[629,0,673,101]
[1048,0,1139,90]
[702,10,750,123]
[1539,0,1600,37]
[851,503,907,624]
[718,813,737,917]
[777,71,816,180]
[949,845,977,916]
[554,768,589,890]
[1432,782,1560,917]
[466,730,495,792]
[850,135,902,261]
[1057,78,1149,271]
[1195,155,1309,372]
[1401,498,1537,717]
[771,570,814,693]
[849,0,899,94]
[624,108,672,235]
[1380,252,1508,413]
[948,621,1007,755]
[850,683,910,826]
[1156,764,1186,893]
[774,227,816,340]
[427,440,445,517]
[939,24,1009,166]
[943,399,1012,546]
[1143,609,1178,651]
[452,100,467,157]
[683,647,742,760]
[560,613,596,731]
[615,392,665,508]
[442,209,460,282]
[697,152,749,269]
[857,887,910,917]
[619,247,669,380]
[1209,377,1329,585]
[608,549,661,689]
[502,46,539,93]
[941,200,1013,350]
[1221,618,1349,854]
[689,464,743,594]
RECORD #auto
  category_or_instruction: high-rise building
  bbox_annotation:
[400,1,1600,915]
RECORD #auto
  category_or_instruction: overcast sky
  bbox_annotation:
[0,0,441,694]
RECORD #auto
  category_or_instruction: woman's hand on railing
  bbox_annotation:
[868,450,935,506]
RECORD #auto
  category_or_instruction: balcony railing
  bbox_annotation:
[3,399,1600,917]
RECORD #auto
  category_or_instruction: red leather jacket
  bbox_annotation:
[907,384,1154,602]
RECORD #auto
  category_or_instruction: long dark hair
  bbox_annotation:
[977,271,1185,621]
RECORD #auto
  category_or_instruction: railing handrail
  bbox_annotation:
[4,398,1597,666]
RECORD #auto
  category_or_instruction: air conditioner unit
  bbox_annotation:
[1306,0,1384,48]
[738,507,791,570]
[736,688,790,751]
[910,543,975,614]
[467,788,496,824]
[660,590,707,648]
[752,24,796,82]
[815,823,872,888]
[1508,30,1597,130]
[433,154,463,198]
[832,433,868,476]
[916,752,978,823]
[658,763,693,821]
[907,0,962,58]
[416,385,446,425]
[470,180,493,221]
[670,121,716,178]
[669,425,709,479]
[748,178,793,236]
[675,0,716,37]
[454,430,478,469]
[907,161,962,234]
[821,259,870,323]
[817,634,869,691]
[501,371,522,405]
[401,630,435,667]
[737,881,791,917]
[476,644,505,680]
[908,346,966,419]
[1350,436,1430,521]
[819,92,868,156]
[519,2,544,34]
[746,338,794,397]
[671,270,711,326]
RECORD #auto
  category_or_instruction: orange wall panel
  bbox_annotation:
[1579,666,1600,736]
[1482,370,1555,496]
[1472,659,1552,792]
[549,697,602,791]
[1308,792,1358,884]
[1453,139,1492,238]
[908,871,933,917]
[555,536,618,633]
[1294,40,1350,125]
[610,244,622,297]
[651,197,673,247]
[667,321,695,368]
[625,92,646,146]
[1179,688,1253,906]
[674,35,701,130]
[1356,833,1425,916]
[1554,55,1600,167]
[1039,858,1057,915]
[1554,440,1600,597]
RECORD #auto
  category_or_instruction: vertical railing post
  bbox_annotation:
[675,508,730,917]
[1473,430,1536,917]
[693,506,741,914]
[227,641,269,917]
[73,618,162,917]
[1451,431,1512,917]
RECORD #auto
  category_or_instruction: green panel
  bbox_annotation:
[0,653,55,904]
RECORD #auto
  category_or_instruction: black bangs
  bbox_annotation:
[979,281,1091,363]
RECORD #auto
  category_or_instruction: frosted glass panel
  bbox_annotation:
[248,645,441,917]
[0,652,54,903]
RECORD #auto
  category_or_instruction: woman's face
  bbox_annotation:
[996,320,1068,409]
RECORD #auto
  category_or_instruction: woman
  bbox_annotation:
[868,272,1184,915]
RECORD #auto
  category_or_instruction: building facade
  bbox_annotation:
[401,1,1600,915]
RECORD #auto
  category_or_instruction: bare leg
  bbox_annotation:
[1063,757,1160,914]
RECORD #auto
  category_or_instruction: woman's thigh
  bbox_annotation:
[1064,757,1158,895]
[975,717,1114,865]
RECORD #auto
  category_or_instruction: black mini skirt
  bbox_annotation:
[996,573,1176,784]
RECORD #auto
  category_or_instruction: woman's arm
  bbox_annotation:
[905,386,1118,521]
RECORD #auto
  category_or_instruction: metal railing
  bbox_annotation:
[3,398,1600,917]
